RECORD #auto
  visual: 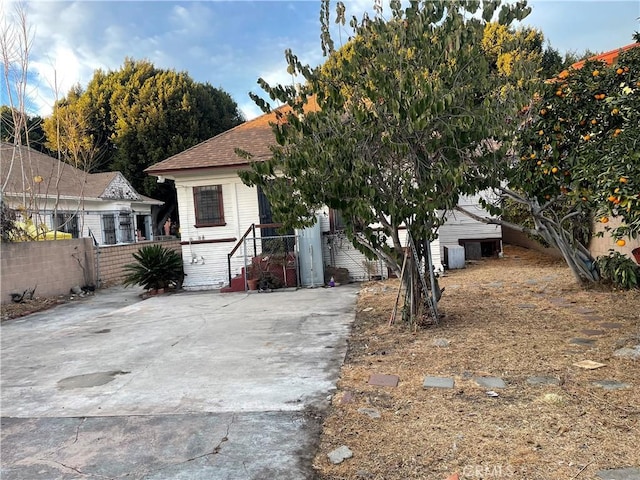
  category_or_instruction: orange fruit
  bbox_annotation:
[540,108,547,115]
[616,239,626,247]
[583,135,591,141]
[616,68,623,74]
[614,187,620,193]
[579,120,586,126]
[551,167,559,174]
[591,119,597,125]
[613,128,622,137]
[611,108,619,115]
[538,130,544,136]
[544,194,551,200]
[592,69,599,76]
[536,160,542,166]
[530,153,536,159]
[558,70,569,79]
[556,90,563,97]
[600,216,609,223]
[608,195,617,202]
[543,168,549,174]
[620,177,628,183]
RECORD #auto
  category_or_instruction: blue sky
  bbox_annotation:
[3,0,639,120]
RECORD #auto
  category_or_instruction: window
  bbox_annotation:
[193,185,225,226]
[53,213,79,238]
[329,208,345,232]
[102,214,116,245]
[119,213,134,243]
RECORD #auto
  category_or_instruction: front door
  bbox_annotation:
[257,186,294,253]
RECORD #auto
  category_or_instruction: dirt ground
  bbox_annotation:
[314,245,640,480]
[1,293,75,321]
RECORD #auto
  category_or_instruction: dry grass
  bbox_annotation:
[314,245,640,480]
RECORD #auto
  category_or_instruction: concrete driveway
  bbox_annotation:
[1,285,358,479]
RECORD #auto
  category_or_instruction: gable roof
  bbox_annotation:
[145,97,320,175]
[0,142,161,204]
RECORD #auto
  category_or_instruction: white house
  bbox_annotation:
[1,142,163,245]
[145,103,500,291]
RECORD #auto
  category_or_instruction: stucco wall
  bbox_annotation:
[502,226,563,258]
[1,238,96,303]
[590,218,640,264]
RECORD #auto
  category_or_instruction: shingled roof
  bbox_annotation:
[0,142,161,204]
[145,97,320,176]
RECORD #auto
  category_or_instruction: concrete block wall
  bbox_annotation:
[1,239,183,304]
[1,238,96,304]
[97,240,182,287]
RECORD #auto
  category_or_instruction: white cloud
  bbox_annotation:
[239,100,265,121]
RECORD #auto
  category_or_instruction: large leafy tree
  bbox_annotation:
[44,59,244,226]
[239,0,538,320]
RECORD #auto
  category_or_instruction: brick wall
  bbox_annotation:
[97,240,182,287]
[1,239,182,304]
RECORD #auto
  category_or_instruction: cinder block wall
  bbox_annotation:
[1,239,183,304]
[97,240,182,287]
[1,238,96,303]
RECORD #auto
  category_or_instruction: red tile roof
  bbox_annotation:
[145,97,320,175]
[570,42,639,70]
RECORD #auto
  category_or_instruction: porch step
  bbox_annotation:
[221,273,247,293]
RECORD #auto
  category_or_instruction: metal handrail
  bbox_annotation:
[226,223,284,283]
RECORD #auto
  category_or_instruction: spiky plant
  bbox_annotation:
[123,244,184,291]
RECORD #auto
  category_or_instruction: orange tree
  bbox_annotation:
[505,45,640,283]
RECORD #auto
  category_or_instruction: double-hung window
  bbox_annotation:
[193,185,225,227]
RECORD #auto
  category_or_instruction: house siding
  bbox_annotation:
[438,194,502,258]
[175,171,260,290]
[318,208,443,282]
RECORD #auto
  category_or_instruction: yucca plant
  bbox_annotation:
[123,244,184,291]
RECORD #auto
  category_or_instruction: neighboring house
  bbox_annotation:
[1,142,163,245]
[145,103,500,291]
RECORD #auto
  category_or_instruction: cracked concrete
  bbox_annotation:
[1,285,358,479]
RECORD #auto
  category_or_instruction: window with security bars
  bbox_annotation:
[53,213,79,238]
[193,185,225,226]
[102,214,116,245]
[119,213,134,243]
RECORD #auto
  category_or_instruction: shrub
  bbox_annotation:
[596,250,639,290]
[123,244,184,291]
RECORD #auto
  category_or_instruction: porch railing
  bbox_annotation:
[226,223,283,284]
